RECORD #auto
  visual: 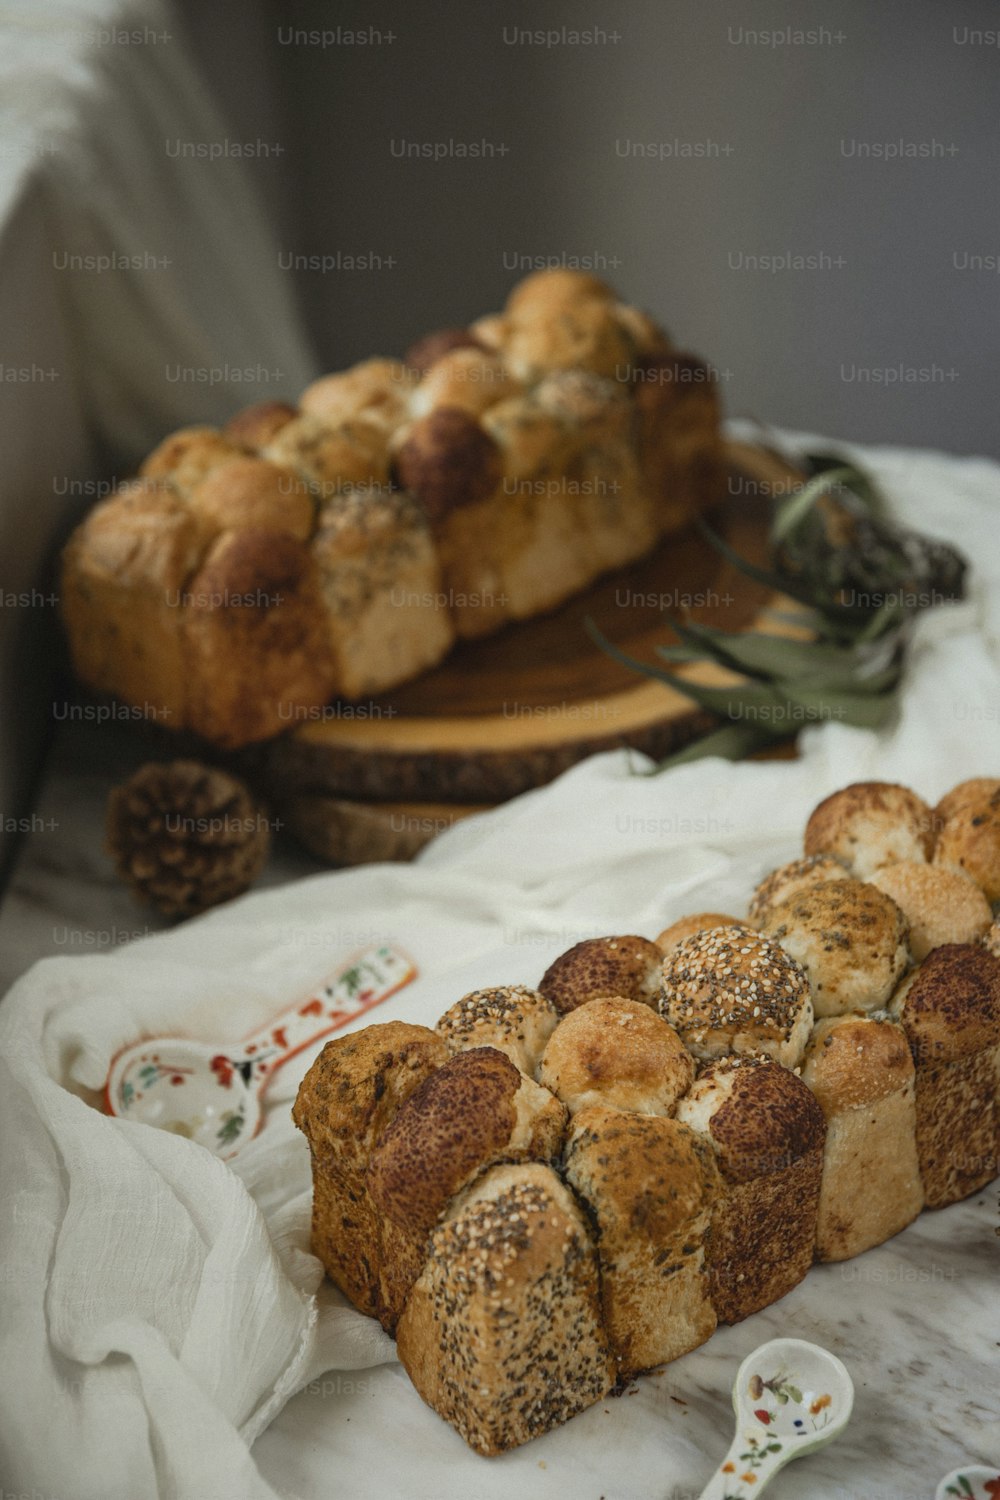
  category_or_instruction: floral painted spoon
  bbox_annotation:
[104,944,416,1159]
[936,1467,1000,1499]
[696,1337,854,1499]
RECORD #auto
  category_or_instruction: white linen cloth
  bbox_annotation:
[1,430,998,1499]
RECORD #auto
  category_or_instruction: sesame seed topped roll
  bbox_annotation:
[748,853,851,928]
[659,925,813,1068]
[655,913,748,955]
[539,935,663,1016]
[761,879,911,1017]
[804,781,935,878]
[435,984,559,1076]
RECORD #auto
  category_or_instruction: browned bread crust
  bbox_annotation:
[223,401,298,450]
[804,781,935,877]
[891,944,1000,1206]
[538,935,663,1015]
[564,1105,720,1377]
[292,1021,447,1323]
[762,878,910,1016]
[366,1047,566,1323]
[748,853,851,928]
[933,783,1000,903]
[393,407,503,525]
[395,1163,615,1456]
[676,1057,826,1323]
[539,996,693,1116]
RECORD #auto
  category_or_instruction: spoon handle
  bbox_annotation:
[223,945,417,1091]
[696,1434,779,1500]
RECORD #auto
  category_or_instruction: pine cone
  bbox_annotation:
[106,760,271,918]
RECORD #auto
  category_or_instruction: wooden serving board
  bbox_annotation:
[261,441,804,864]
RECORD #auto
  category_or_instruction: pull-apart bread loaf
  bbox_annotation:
[801,1014,923,1260]
[62,269,723,747]
[292,776,1000,1457]
[675,1056,826,1324]
[889,943,1000,1207]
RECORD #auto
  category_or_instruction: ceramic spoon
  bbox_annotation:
[936,1467,1000,1499]
[104,944,416,1159]
[696,1337,854,1499]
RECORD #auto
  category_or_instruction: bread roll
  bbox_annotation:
[504,266,615,318]
[300,358,414,432]
[539,996,694,1116]
[292,1021,447,1321]
[539,935,663,1015]
[629,352,725,534]
[186,456,314,541]
[367,1047,566,1326]
[408,348,520,420]
[180,528,337,747]
[935,776,1000,826]
[505,298,633,382]
[223,400,298,450]
[435,985,559,1075]
[655,913,747,954]
[139,425,239,492]
[564,1105,720,1377]
[933,782,1000,903]
[396,1162,615,1455]
[869,861,992,961]
[675,1056,826,1323]
[403,327,489,375]
[60,480,210,728]
[889,944,1000,1207]
[748,853,851,928]
[801,1014,923,1260]
[804,781,935,877]
[659,925,813,1067]
[613,302,670,359]
[264,413,390,495]
[761,879,910,1017]
[310,487,454,698]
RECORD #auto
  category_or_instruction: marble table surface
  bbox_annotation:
[2,718,998,1500]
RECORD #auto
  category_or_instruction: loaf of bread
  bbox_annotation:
[291,773,1000,1457]
[61,269,724,747]
[800,1014,923,1260]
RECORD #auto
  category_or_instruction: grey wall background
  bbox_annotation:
[180,0,1000,458]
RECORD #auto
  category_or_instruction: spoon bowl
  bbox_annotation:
[697,1337,854,1499]
[105,944,417,1158]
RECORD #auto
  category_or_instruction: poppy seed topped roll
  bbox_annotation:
[539,935,663,1015]
[804,781,935,878]
[762,878,910,1017]
[658,925,813,1067]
